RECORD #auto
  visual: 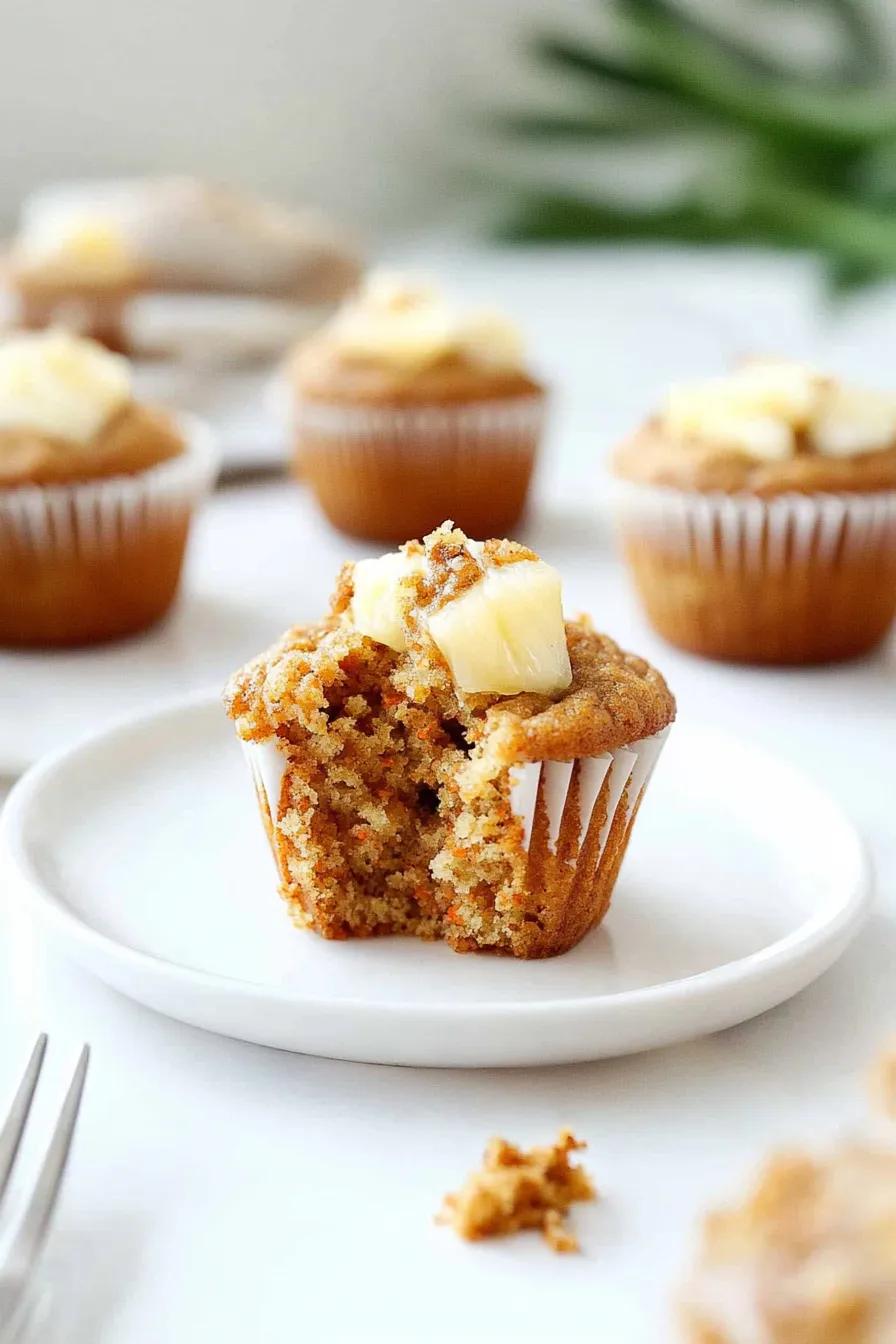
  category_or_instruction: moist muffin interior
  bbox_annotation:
[247,628,525,947]
[225,524,675,956]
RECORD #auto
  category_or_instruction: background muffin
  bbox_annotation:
[6,212,144,354]
[288,273,547,542]
[680,1145,896,1343]
[0,329,217,646]
[612,358,896,664]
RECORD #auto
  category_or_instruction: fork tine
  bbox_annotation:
[5,1044,90,1281]
[0,1035,48,1209]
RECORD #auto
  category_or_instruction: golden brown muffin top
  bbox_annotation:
[682,1146,896,1343]
[613,358,896,496]
[0,330,184,487]
[288,271,544,406]
[224,523,675,761]
[0,403,185,488]
[7,215,145,294]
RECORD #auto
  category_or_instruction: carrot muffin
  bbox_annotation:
[680,1145,896,1342]
[437,1131,596,1252]
[612,358,896,664]
[0,329,217,646]
[288,272,547,543]
[6,211,144,354]
[224,522,674,959]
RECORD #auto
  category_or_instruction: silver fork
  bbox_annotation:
[0,1037,90,1342]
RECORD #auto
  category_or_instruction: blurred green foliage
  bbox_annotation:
[494,0,896,287]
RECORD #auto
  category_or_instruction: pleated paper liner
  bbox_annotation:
[0,413,218,646]
[242,725,670,959]
[613,481,896,664]
[293,394,546,543]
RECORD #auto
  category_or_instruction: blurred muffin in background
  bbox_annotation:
[612,358,896,664]
[287,272,547,542]
[0,329,217,646]
[680,1144,896,1342]
[7,212,144,354]
[4,177,362,354]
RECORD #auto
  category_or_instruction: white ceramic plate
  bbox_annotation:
[0,695,870,1068]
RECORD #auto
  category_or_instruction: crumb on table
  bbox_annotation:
[437,1129,595,1253]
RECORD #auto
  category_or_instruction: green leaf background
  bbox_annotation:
[491,0,896,288]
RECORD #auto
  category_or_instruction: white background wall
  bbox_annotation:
[0,0,586,238]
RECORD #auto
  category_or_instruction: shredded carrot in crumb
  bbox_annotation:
[376,787,392,800]
[352,826,369,841]
[416,724,435,741]
[451,846,469,859]
[383,691,403,707]
[380,756,395,769]
[446,906,465,926]
[298,797,311,813]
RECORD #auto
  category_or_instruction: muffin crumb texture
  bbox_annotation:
[682,1146,896,1342]
[224,524,674,959]
[437,1130,595,1252]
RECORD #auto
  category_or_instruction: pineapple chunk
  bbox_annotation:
[427,559,572,696]
[811,385,896,457]
[351,549,425,652]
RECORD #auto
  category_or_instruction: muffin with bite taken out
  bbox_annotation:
[224,522,674,959]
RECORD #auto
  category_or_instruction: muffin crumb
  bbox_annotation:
[437,1130,595,1252]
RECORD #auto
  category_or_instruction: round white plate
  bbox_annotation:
[1,696,870,1069]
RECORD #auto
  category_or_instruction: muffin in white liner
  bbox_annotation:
[243,724,670,956]
[226,524,675,960]
[295,395,546,543]
[613,482,896,665]
[286,273,547,543]
[612,359,896,664]
[0,330,219,648]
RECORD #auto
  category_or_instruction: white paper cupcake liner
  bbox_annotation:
[244,727,670,879]
[612,480,896,571]
[296,394,545,438]
[243,738,287,829]
[294,394,547,461]
[508,728,669,867]
[0,411,219,559]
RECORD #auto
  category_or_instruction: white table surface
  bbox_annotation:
[1,246,895,1344]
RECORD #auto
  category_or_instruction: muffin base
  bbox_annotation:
[241,701,668,961]
[615,485,896,664]
[295,395,545,543]
[0,415,218,647]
